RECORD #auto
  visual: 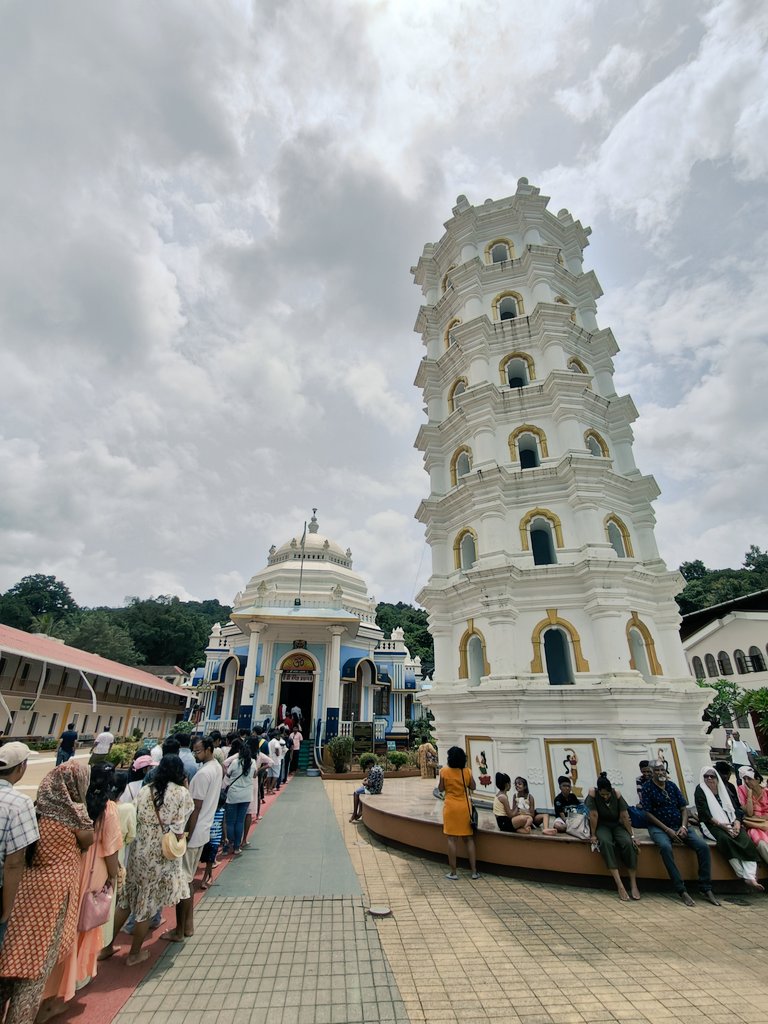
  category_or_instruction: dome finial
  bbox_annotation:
[308,508,319,534]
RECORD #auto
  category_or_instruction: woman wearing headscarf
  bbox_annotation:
[737,766,768,863]
[695,765,762,888]
[36,764,122,1019]
[100,754,193,966]
[0,761,94,1024]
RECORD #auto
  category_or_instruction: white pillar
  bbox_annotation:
[326,626,344,714]
[243,622,263,718]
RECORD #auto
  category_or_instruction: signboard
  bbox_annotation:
[282,671,313,683]
[352,721,373,754]
[387,740,396,751]
[281,653,314,672]
[20,698,35,711]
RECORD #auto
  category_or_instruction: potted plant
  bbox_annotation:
[359,752,377,772]
[388,751,408,771]
[325,735,354,773]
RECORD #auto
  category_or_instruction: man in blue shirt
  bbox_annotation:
[641,760,720,907]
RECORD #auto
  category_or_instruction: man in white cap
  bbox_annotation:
[0,742,39,947]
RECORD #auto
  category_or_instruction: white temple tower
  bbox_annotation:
[413,181,709,805]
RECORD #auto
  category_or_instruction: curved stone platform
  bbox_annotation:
[361,778,768,888]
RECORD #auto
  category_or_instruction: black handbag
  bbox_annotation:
[461,770,478,830]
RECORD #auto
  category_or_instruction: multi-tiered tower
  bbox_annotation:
[413,181,708,804]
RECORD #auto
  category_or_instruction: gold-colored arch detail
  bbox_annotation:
[441,264,457,295]
[453,527,479,570]
[508,424,549,462]
[604,514,634,558]
[584,429,609,458]
[484,237,515,263]
[449,445,472,487]
[458,618,491,679]
[626,612,663,676]
[444,317,462,349]
[519,507,564,550]
[498,351,536,384]
[447,377,468,413]
[530,609,589,673]
[568,356,588,374]
[492,290,525,321]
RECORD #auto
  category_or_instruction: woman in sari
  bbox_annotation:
[417,737,438,779]
[695,766,762,889]
[736,766,768,864]
[0,761,94,1024]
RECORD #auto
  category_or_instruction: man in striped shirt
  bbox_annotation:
[0,742,39,947]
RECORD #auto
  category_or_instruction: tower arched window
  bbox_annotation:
[447,377,467,413]
[543,629,574,685]
[458,621,490,683]
[444,317,462,348]
[519,508,564,564]
[499,351,535,388]
[441,264,457,295]
[568,357,588,374]
[749,646,766,672]
[493,290,525,322]
[705,653,718,678]
[453,528,478,570]
[605,515,634,558]
[450,446,472,486]
[485,238,514,264]
[508,424,548,467]
[626,613,663,678]
[717,651,733,675]
[585,429,609,458]
[530,610,589,679]
[692,656,705,679]
[734,649,748,674]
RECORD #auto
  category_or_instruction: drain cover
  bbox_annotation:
[367,905,392,917]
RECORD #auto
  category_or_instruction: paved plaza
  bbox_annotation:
[112,777,768,1024]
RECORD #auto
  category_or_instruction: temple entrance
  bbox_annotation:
[277,652,315,734]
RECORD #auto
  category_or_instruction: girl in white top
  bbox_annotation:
[512,776,546,829]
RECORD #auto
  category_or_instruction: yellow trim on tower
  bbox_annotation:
[530,609,589,673]
[626,612,663,676]
[492,290,525,321]
[604,514,634,558]
[458,619,491,679]
[441,264,457,294]
[453,527,479,570]
[568,356,588,374]
[584,429,609,457]
[519,507,564,550]
[508,424,549,462]
[447,377,468,413]
[498,351,536,384]
[484,238,515,263]
[444,317,462,349]
[449,446,472,487]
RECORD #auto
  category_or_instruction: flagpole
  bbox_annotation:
[295,511,312,607]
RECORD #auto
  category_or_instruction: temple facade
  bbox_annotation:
[191,514,421,742]
[412,181,710,806]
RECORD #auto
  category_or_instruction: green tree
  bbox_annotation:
[375,601,433,665]
[63,611,142,665]
[115,596,213,671]
[0,574,78,631]
[29,612,68,638]
[676,546,768,615]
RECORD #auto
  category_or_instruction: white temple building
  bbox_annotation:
[412,181,710,805]
[191,513,421,743]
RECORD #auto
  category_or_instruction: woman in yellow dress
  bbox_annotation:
[438,746,480,880]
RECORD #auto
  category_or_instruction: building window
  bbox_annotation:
[341,681,361,721]
[20,664,30,680]
[543,629,574,685]
[692,656,705,679]
[48,713,58,735]
[568,357,588,374]
[509,424,548,467]
[626,613,663,678]
[444,317,462,348]
[734,649,748,674]
[493,290,525,322]
[441,264,457,294]
[27,712,38,736]
[458,621,490,684]
[585,430,609,458]
[454,529,478,570]
[519,507,564,558]
[447,378,468,412]
[704,653,718,677]
[499,351,535,387]
[373,687,390,716]
[485,238,514,263]
[450,446,472,485]
[717,651,733,675]
[531,521,557,565]
[749,646,766,672]
[605,515,633,558]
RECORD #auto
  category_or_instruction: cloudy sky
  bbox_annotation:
[1,0,766,609]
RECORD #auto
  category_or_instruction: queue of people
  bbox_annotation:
[0,723,297,1023]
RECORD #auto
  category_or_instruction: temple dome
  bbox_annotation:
[268,512,352,569]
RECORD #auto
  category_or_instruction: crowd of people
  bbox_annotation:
[439,745,768,902]
[0,721,303,1023]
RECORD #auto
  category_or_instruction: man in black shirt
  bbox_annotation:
[56,722,78,765]
[553,776,580,832]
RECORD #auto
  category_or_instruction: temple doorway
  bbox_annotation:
[277,652,315,734]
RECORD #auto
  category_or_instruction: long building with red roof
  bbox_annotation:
[0,623,186,740]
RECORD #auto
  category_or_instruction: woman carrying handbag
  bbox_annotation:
[438,746,480,881]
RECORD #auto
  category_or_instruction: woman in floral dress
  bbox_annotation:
[100,755,193,966]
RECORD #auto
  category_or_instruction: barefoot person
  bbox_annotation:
[100,755,193,965]
[695,765,762,890]
[585,773,640,902]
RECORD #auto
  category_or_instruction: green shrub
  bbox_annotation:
[131,727,144,741]
[107,743,137,767]
[325,735,354,773]
[171,721,193,735]
[359,752,377,772]
[388,751,408,771]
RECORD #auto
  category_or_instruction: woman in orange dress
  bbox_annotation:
[37,764,122,1021]
[438,745,480,881]
[0,761,94,1024]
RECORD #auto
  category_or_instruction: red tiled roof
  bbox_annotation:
[0,623,182,695]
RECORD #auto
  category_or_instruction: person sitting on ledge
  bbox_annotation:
[552,776,580,833]
[350,762,384,822]
[511,776,545,829]
[493,773,533,832]
[585,772,640,901]
[695,766,763,890]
